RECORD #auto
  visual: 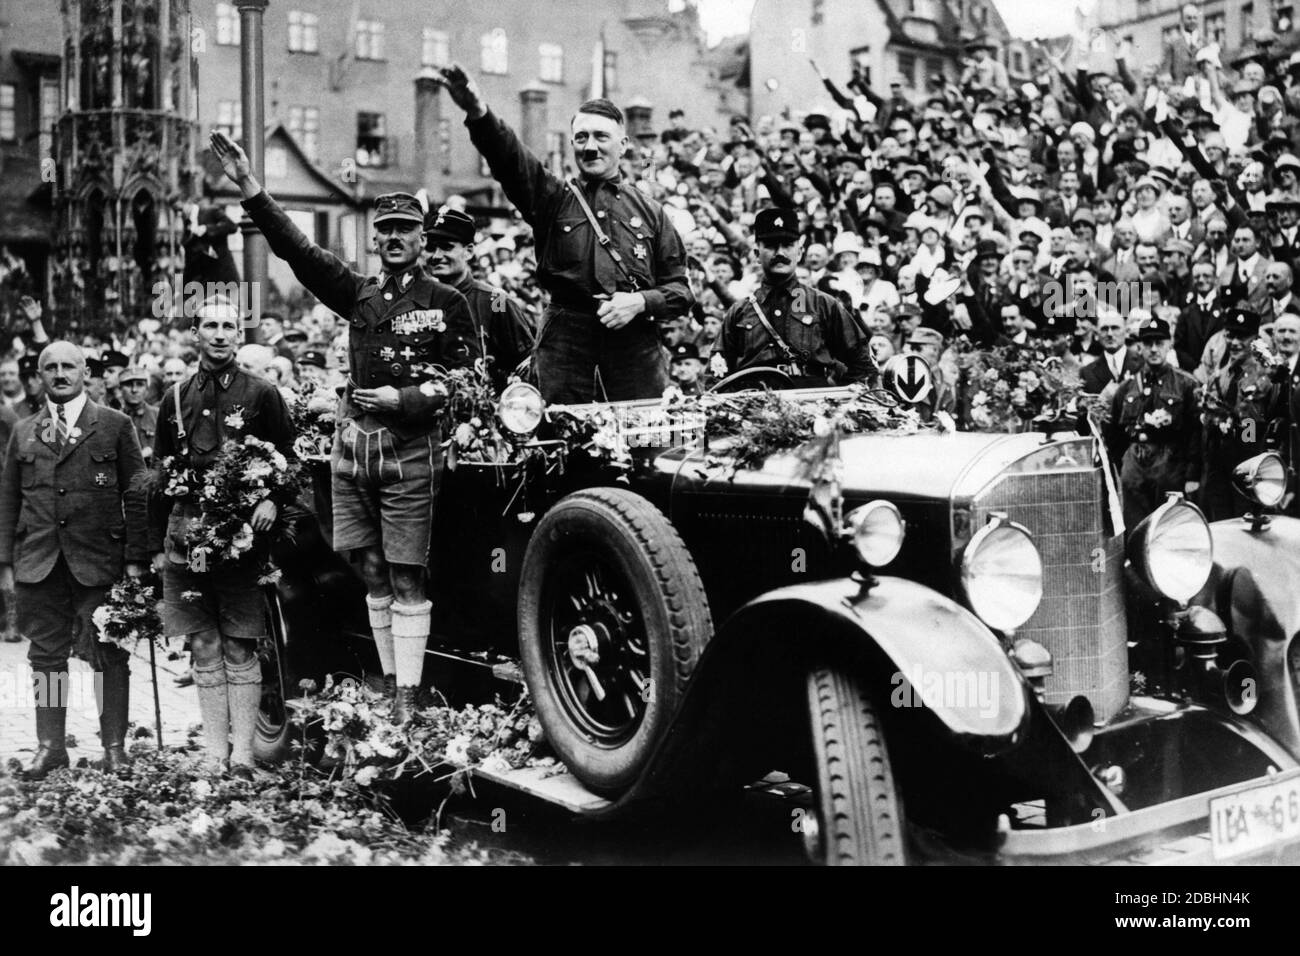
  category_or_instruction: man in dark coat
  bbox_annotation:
[0,341,148,778]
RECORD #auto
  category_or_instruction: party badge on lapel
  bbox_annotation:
[94,472,110,487]
[629,215,643,229]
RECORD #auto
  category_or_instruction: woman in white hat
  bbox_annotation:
[1126,176,1171,244]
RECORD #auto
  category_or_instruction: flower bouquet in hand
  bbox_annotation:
[182,436,303,573]
[288,380,340,460]
[91,574,164,652]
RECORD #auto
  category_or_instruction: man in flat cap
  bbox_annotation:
[423,206,535,394]
[1267,193,1300,272]
[14,354,43,419]
[1199,307,1280,519]
[719,208,872,387]
[434,64,691,403]
[117,365,158,463]
[211,130,481,723]
[1105,316,1202,530]
[101,350,129,410]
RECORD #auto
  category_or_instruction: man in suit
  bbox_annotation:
[1260,261,1300,323]
[1164,194,1204,248]
[1102,220,1141,284]
[0,341,148,779]
[1175,261,1227,372]
[1267,193,1300,272]
[1081,310,1143,395]
[1219,224,1270,310]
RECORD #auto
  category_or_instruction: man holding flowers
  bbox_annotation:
[149,297,295,776]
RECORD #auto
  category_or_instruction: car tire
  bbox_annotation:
[805,666,907,865]
[253,587,293,765]
[518,487,712,797]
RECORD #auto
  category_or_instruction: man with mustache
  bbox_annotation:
[0,341,148,778]
[718,208,872,387]
[436,64,691,402]
[210,130,480,725]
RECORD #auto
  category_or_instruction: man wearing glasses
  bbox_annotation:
[210,130,480,724]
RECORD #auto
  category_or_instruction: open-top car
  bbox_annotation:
[255,365,1300,865]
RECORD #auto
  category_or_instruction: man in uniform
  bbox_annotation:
[435,63,691,403]
[0,342,148,778]
[14,354,42,419]
[101,350,129,410]
[423,206,536,394]
[1199,308,1279,520]
[719,208,872,387]
[118,365,158,464]
[210,129,480,722]
[1106,316,1203,532]
[150,298,296,773]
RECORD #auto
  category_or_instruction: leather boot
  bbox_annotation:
[98,661,131,773]
[393,686,419,724]
[26,702,69,781]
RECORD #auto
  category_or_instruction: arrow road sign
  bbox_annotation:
[886,354,933,404]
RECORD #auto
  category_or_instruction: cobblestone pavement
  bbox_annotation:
[0,637,202,766]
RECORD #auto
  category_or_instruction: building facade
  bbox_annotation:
[1091,0,1298,65]
[1,0,743,297]
[747,0,1016,121]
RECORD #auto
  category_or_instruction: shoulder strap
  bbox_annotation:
[172,381,186,441]
[747,295,800,365]
[566,179,641,291]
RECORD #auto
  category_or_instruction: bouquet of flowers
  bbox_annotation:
[181,436,303,572]
[91,574,164,651]
[957,342,1082,433]
[288,380,339,460]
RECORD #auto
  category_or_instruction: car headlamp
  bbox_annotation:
[1126,495,1212,605]
[1232,452,1287,509]
[960,513,1043,632]
[844,500,905,568]
[497,382,544,436]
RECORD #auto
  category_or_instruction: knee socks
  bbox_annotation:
[365,593,396,677]
[225,655,263,767]
[192,660,230,764]
[391,600,431,690]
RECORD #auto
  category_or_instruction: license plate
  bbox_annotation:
[1209,775,1300,861]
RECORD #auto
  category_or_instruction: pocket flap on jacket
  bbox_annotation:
[91,448,118,462]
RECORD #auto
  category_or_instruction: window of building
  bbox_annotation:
[1275,0,1295,31]
[897,52,917,89]
[0,84,14,142]
[540,43,564,83]
[216,2,240,45]
[215,99,241,141]
[1242,3,1255,39]
[356,20,385,61]
[438,117,452,175]
[849,45,872,84]
[546,130,565,175]
[423,28,450,68]
[288,11,319,53]
[604,50,619,91]
[1206,12,1226,45]
[811,0,824,26]
[1011,49,1025,74]
[926,56,945,83]
[39,77,59,160]
[288,106,320,162]
[481,29,508,74]
[356,111,388,167]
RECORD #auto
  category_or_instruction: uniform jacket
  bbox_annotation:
[1219,256,1270,308]
[1105,363,1202,484]
[466,109,692,318]
[1202,352,1282,471]
[1269,226,1300,272]
[0,400,148,586]
[149,362,295,554]
[124,402,159,463]
[720,278,873,386]
[242,191,480,440]
[443,270,536,393]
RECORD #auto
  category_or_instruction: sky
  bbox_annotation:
[695,0,1092,46]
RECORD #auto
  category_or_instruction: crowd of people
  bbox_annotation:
[7,6,1300,775]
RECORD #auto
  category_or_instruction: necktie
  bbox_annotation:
[55,403,69,451]
[1110,352,1122,380]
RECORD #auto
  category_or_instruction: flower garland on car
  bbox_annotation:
[955,341,1083,433]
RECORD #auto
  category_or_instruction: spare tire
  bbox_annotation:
[518,487,713,796]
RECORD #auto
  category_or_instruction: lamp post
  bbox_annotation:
[237,0,269,342]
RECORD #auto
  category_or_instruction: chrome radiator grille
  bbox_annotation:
[972,468,1128,722]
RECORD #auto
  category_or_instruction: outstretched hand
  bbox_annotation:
[434,64,487,121]
[210,130,251,183]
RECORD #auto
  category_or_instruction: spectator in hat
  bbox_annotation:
[1267,192,1300,271]
[424,206,536,394]
[1161,238,1196,305]
[14,354,43,419]
[858,248,900,327]
[83,356,106,404]
[668,343,706,393]
[295,348,329,388]
[117,366,158,463]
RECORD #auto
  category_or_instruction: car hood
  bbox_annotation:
[665,430,1064,503]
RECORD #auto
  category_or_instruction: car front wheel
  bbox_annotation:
[518,488,713,797]
[804,666,907,865]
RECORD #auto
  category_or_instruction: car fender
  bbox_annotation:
[720,576,1032,749]
[1207,515,1300,760]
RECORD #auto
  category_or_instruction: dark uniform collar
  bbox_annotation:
[756,274,800,303]
[195,358,238,391]
[381,262,424,293]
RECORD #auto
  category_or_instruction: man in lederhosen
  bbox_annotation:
[210,131,480,722]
